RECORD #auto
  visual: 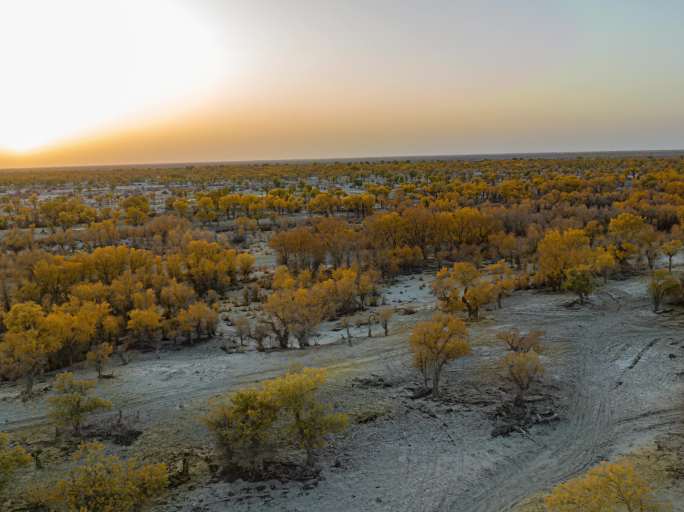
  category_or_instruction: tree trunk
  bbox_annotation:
[514,390,525,407]
[431,366,441,397]
[298,335,310,348]
[24,373,35,398]
[278,330,289,349]
[305,448,315,468]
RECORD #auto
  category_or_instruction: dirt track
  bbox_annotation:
[2,273,683,511]
[157,274,683,512]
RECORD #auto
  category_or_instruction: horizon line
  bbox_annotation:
[2,147,684,173]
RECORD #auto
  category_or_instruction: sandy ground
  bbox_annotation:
[2,271,683,511]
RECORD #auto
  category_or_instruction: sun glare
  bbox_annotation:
[0,0,231,154]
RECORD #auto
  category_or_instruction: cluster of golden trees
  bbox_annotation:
[3,155,684,509]
[0,238,258,391]
[433,261,516,319]
[409,316,545,403]
[0,433,31,495]
[205,368,347,469]
[259,265,380,348]
[2,367,345,508]
[28,442,168,511]
[1,372,168,510]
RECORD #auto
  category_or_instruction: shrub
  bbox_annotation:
[33,442,167,512]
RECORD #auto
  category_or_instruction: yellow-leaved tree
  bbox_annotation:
[536,229,594,290]
[0,432,31,493]
[545,460,666,511]
[176,302,218,344]
[33,442,167,512]
[48,372,112,436]
[0,302,61,397]
[563,264,596,304]
[205,387,280,471]
[205,368,347,469]
[503,351,544,406]
[410,313,470,397]
[662,239,682,272]
[432,262,496,320]
[262,368,348,466]
[86,342,114,379]
[648,269,680,313]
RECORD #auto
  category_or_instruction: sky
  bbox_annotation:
[1,0,683,168]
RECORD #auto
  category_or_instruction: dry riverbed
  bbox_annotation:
[2,271,684,511]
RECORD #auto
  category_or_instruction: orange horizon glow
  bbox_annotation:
[1,1,684,168]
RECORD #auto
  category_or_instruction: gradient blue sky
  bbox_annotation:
[1,0,683,167]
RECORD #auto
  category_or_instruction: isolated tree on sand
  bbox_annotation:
[648,269,680,313]
[503,351,543,406]
[545,459,666,512]
[410,313,470,397]
[48,372,112,436]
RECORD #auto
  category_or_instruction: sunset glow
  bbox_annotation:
[1,1,683,167]
[0,0,233,153]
